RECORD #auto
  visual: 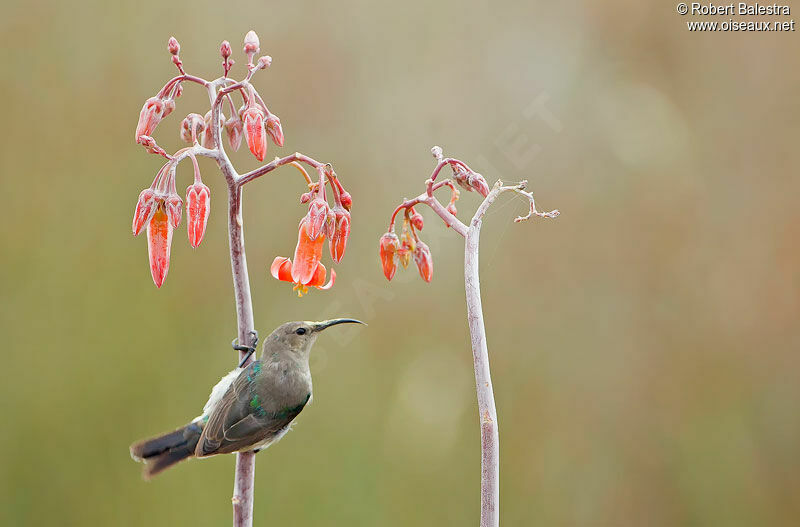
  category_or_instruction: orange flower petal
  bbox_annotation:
[270,257,293,282]
[291,220,325,285]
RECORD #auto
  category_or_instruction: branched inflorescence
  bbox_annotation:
[132,31,352,294]
[378,146,559,282]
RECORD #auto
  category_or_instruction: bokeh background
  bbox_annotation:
[2,1,799,525]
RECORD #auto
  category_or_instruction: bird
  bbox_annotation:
[130,318,364,479]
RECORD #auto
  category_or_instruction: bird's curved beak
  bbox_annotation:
[311,318,365,332]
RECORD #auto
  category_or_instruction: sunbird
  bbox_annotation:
[130,319,364,479]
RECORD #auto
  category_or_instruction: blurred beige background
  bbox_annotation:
[2,1,799,525]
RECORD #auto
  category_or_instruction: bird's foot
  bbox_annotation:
[232,330,259,368]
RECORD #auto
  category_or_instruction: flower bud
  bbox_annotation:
[242,106,267,161]
[147,205,173,288]
[174,83,183,98]
[468,172,490,197]
[339,190,352,211]
[379,232,400,281]
[305,197,330,241]
[409,209,424,230]
[300,192,312,204]
[325,207,337,239]
[200,110,225,148]
[225,115,243,151]
[265,114,284,147]
[329,206,351,263]
[257,55,272,70]
[166,194,183,228]
[413,241,433,282]
[220,40,232,59]
[162,98,175,119]
[186,182,211,248]
[180,113,205,144]
[132,188,158,236]
[243,30,260,54]
[168,36,180,56]
[135,97,165,140]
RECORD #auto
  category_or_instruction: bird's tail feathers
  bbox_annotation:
[129,421,203,480]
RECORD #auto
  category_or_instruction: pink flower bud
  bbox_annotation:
[147,205,173,288]
[242,106,267,161]
[265,114,284,147]
[379,232,400,281]
[257,55,272,70]
[220,40,232,59]
[243,30,260,54]
[305,198,330,241]
[300,192,312,204]
[162,98,175,119]
[132,188,158,236]
[329,206,351,263]
[180,113,205,144]
[200,110,225,149]
[186,182,211,248]
[168,37,180,56]
[174,84,183,98]
[135,97,165,140]
[469,172,490,197]
[339,190,352,211]
[225,116,243,151]
[166,194,183,228]
[409,209,424,230]
[413,241,433,282]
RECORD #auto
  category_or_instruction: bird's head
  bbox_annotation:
[262,318,365,360]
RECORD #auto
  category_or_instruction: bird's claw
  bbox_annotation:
[233,330,259,368]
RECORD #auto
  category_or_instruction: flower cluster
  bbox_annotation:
[379,147,490,283]
[132,155,210,288]
[271,166,352,296]
[131,31,348,293]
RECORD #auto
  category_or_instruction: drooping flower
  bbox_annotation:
[468,172,490,198]
[270,219,335,295]
[147,204,173,288]
[409,208,424,230]
[379,232,400,281]
[329,206,351,263]
[135,97,166,141]
[242,106,267,161]
[413,241,433,282]
[398,229,415,269]
[265,114,284,147]
[180,113,205,144]
[186,182,211,248]
[166,194,183,228]
[200,110,225,149]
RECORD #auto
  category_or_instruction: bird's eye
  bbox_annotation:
[295,327,307,335]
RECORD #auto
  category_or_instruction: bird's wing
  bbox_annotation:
[195,363,307,456]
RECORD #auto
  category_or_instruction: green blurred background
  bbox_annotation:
[2,1,799,525]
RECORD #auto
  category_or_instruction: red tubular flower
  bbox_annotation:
[242,107,267,161]
[329,206,351,263]
[147,205,173,288]
[186,182,211,248]
[135,97,165,141]
[379,232,400,281]
[305,198,330,241]
[413,241,433,282]
[132,189,158,236]
[292,219,325,284]
[266,114,284,147]
[270,257,335,297]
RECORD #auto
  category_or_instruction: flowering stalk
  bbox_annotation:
[131,31,352,527]
[380,146,559,527]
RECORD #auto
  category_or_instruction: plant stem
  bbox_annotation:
[227,182,256,527]
[464,221,500,527]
